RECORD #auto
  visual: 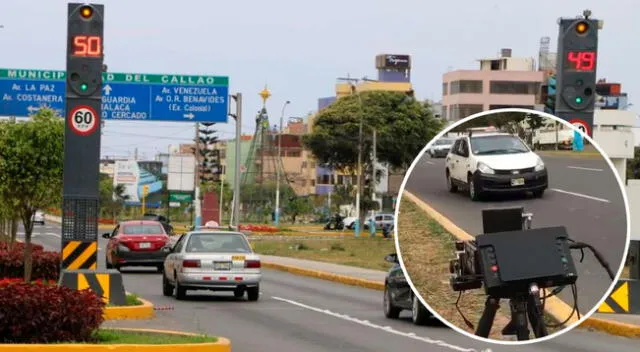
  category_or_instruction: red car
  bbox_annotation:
[103,220,170,272]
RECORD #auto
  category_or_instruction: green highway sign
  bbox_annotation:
[169,193,193,202]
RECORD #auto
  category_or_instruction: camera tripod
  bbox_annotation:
[475,283,549,340]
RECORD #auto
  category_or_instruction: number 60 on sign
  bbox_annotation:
[69,106,99,136]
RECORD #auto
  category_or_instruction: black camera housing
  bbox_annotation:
[475,226,578,298]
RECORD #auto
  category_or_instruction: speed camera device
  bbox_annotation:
[449,207,613,340]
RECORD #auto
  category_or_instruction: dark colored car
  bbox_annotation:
[142,213,174,235]
[103,220,170,272]
[383,253,434,325]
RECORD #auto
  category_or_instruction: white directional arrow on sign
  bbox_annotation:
[27,106,40,113]
[183,113,195,119]
[103,84,112,96]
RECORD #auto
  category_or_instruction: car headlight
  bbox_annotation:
[117,244,130,252]
[477,162,495,175]
[534,158,545,171]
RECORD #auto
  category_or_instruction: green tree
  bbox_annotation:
[303,91,443,225]
[0,108,64,281]
[99,174,130,221]
[283,196,314,224]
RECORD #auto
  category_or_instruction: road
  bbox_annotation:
[20,221,639,351]
[405,153,628,312]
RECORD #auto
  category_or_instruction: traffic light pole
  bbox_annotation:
[59,3,127,306]
[231,93,242,228]
[554,10,599,138]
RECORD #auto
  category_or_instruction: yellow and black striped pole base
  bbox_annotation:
[59,270,127,306]
[597,279,640,314]
[62,240,98,270]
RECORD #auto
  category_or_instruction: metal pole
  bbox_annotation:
[193,123,202,228]
[219,170,224,224]
[275,100,290,227]
[370,128,377,237]
[354,86,363,237]
[233,93,242,228]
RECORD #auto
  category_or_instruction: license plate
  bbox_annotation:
[214,261,231,270]
[139,242,151,249]
[232,255,245,261]
[511,178,525,186]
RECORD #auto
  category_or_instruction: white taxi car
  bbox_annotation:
[161,230,261,301]
[445,131,548,201]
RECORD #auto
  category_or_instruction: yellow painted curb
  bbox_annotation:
[263,262,385,291]
[579,317,640,338]
[402,190,640,337]
[0,327,230,351]
[402,191,579,325]
[104,296,155,320]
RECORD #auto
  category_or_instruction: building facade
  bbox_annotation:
[442,49,545,121]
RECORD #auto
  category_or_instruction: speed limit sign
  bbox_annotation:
[569,118,591,138]
[69,105,99,136]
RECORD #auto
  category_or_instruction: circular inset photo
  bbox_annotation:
[394,108,629,345]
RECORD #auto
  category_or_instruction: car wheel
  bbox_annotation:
[175,275,187,300]
[234,288,245,299]
[446,171,458,193]
[383,286,401,319]
[105,257,113,269]
[468,174,481,201]
[412,294,430,326]
[162,273,174,297]
[532,189,545,198]
[156,264,164,273]
[247,285,260,301]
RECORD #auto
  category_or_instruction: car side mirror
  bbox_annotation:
[384,253,398,263]
[101,233,111,239]
[162,246,172,254]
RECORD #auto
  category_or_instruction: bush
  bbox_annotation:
[0,279,105,343]
[0,242,44,252]
[0,245,59,280]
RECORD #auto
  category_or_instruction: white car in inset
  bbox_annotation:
[445,132,548,201]
[32,211,45,225]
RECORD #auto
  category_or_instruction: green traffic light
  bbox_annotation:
[80,83,88,91]
[575,97,583,104]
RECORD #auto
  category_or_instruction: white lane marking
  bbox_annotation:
[43,232,61,238]
[567,166,603,172]
[272,296,491,352]
[550,188,610,203]
[426,161,435,165]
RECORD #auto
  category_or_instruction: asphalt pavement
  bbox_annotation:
[18,221,640,352]
[404,153,628,313]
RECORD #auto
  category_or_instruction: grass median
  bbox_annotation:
[250,236,395,271]
[84,329,217,344]
[397,195,563,340]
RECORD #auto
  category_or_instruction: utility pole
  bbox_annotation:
[275,100,290,227]
[193,123,201,228]
[370,128,377,237]
[219,167,224,225]
[230,93,243,228]
[355,88,364,238]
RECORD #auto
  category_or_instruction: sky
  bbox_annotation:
[0,0,638,160]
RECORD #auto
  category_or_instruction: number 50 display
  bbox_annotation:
[72,35,102,57]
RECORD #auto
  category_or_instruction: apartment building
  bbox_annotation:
[442,49,546,121]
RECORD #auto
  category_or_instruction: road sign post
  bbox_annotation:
[142,185,149,215]
[60,3,104,271]
[554,10,600,138]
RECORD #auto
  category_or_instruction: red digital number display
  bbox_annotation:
[72,35,102,57]
[564,51,596,71]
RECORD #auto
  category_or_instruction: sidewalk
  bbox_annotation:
[261,254,640,336]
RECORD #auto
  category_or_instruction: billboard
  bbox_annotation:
[113,160,164,207]
[168,154,196,192]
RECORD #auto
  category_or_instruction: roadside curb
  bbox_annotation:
[0,327,231,351]
[401,190,640,338]
[262,262,385,291]
[104,296,155,320]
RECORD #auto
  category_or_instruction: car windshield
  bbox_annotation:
[434,138,454,146]
[470,135,529,155]
[185,233,252,253]
[122,224,164,235]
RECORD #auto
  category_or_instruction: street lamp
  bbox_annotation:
[274,100,290,226]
